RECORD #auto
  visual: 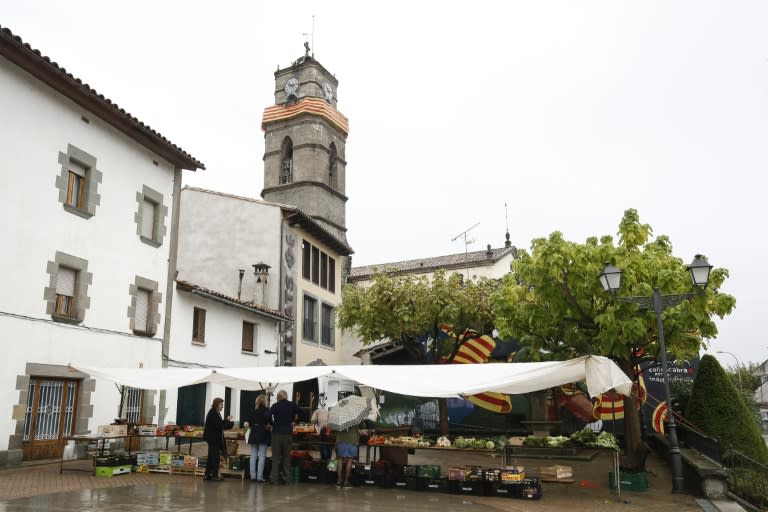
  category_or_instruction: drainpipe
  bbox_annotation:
[158,167,182,426]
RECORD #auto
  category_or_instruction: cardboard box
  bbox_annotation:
[98,424,128,436]
[540,465,573,480]
[158,451,173,465]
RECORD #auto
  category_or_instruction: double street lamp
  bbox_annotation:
[599,255,713,494]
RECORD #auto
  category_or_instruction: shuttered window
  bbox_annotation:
[242,321,255,352]
[192,307,206,342]
[55,267,76,316]
[141,199,157,239]
[66,170,86,209]
[134,289,150,332]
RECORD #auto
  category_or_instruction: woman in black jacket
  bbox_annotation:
[203,397,234,481]
[243,394,270,482]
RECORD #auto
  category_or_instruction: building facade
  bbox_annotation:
[177,187,353,372]
[0,26,203,467]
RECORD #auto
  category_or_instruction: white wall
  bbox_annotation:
[164,286,281,425]
[178,187,349,367]
[0,56,176,455]
[178,188,283,311]
[0,58,175,329]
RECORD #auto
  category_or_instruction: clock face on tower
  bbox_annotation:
[284,77,299,95]
[323,82,333,101]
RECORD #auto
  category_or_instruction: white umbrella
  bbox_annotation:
[327,395,372,431]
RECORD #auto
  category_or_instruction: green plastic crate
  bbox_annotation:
[609,470,648,491]
[417,465,441,479]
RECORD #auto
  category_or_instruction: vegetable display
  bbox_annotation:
[521,428,619,451]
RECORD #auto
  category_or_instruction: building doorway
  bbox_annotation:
[22,378,79,460]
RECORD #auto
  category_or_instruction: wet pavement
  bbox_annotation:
[0,450,737,512]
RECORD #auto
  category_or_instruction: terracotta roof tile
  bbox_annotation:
[176,280,291,322]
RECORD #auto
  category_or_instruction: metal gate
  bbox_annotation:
[122,387,143,423]
[22,378,79,460]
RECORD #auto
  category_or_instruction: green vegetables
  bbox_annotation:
[520,428,619,451]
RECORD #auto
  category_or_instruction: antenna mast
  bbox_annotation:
[451,222,480,279]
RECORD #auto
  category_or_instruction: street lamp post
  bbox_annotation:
[716,350,744,394]
[599,255,713,494]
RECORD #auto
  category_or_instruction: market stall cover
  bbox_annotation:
[74,355,631,398]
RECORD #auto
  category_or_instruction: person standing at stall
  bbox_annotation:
[203,397,233,481]
[311,404,332,460]
[334,421,361,488]
[266,390,300,485]
[243,394,270,482]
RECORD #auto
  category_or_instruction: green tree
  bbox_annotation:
[337,269,499,431]
[686,355,768,463]
[491,209,735,469]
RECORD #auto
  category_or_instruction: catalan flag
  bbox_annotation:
[448,329,512,414]
[651,402,668,433]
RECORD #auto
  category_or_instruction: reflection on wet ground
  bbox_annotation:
[0,481,507,512]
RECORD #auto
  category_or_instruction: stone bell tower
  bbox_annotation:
[261,46,349,245]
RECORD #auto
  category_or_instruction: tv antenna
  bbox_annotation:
[451,222,480,278]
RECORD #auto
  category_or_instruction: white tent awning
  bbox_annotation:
[73,355,631,398]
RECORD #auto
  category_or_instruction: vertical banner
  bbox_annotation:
[281,227,297,365]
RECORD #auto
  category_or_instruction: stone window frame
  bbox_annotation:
[134,185,168,248]
[127,276,162,336]
[43,251,92,324]
[55,144,102,219]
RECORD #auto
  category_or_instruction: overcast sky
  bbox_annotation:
[4,1,767,368]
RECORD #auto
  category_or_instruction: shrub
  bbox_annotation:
[685,355,768,463]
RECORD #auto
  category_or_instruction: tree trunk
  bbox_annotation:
[619,357,649,471]
[438,398,449,435]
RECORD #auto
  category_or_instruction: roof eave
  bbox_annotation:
[176,281,291,322]
[0,27,205,171]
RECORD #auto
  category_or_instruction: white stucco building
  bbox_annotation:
[176,187,351,366]
[0,26,204,467]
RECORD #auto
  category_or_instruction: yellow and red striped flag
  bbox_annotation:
[449,329,512,414]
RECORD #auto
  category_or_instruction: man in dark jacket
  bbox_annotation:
[266,390,300,484]
[203,397,234,481]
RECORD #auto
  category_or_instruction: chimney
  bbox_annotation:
[237,269,245,300]
[252,263,271,306]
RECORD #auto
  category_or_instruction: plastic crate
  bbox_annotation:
[95,465,131,477]
[417,464,440,479]
[448,479,486,496]
[609,470,648,491]
[391,476,422,491]
[422,477,448,492]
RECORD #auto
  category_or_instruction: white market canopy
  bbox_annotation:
[74,355,631,399]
